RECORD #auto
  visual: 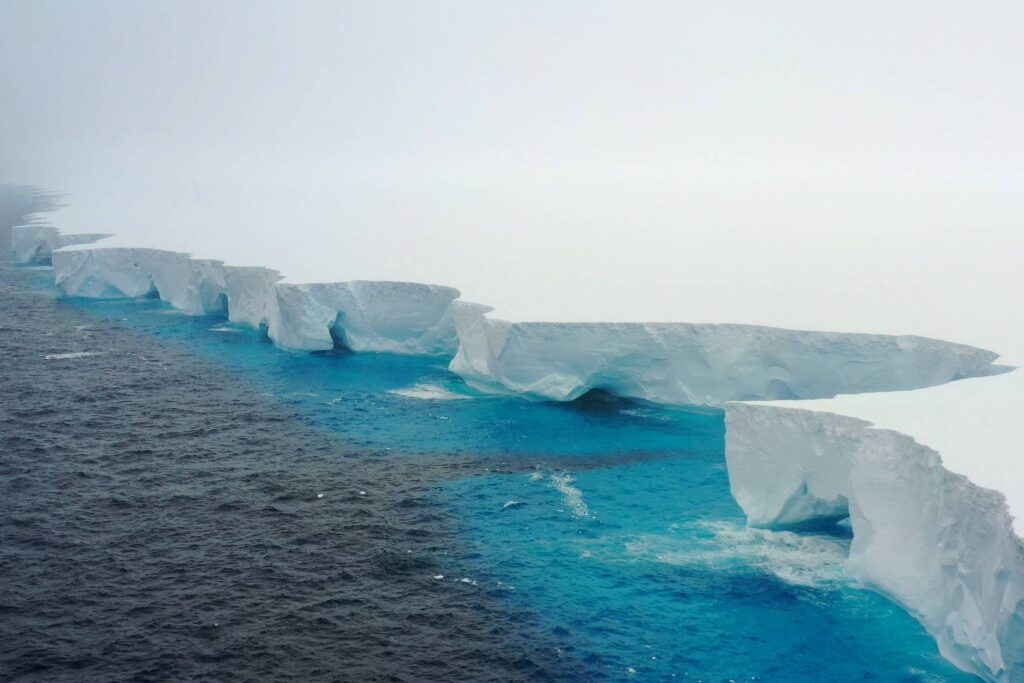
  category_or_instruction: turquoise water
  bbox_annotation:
[37,274,974,681]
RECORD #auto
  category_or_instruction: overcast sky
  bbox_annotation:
[2,1,1021,355]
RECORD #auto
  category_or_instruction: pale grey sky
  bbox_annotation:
[2,1,1022,353]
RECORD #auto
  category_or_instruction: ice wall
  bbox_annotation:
[12,224,110,264]
[449,301,1000,406]
[43,243,1002,396]
[725,403,1024,682]
[50,246,459,356]
[270,281,458,354]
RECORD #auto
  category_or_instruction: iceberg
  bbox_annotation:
[270,281,459,355]
[12,224,110,264]
[449,301,1000,406]
[18,214,1022,681]
[725,364,1024,682]
[50,245,459,355]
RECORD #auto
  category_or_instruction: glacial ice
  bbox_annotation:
[270,281,459,354]
[50,245,459,355]
[725,375,1024,683]
[449,301,1000,406]
[12,224,110,264]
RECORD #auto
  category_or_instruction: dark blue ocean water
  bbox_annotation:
[0,187,976,681]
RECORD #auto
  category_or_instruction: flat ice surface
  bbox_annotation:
[749,358,1023,536]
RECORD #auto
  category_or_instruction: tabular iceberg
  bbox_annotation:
[449,301,1000,406]
[270,281,459,354]
[725,401,1024,682]
[12,224,111,264]
[50,245,460,356]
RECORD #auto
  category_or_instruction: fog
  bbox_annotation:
[2,1,1021,355]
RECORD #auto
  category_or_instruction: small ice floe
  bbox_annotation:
[359,490,366,496]
[388,383,471,400]
[433,574,444,580]
[627,667,637,675]
[209,325,238,333]
[502,500,525,510]
[43,351,103,360]
[316,493,324,499]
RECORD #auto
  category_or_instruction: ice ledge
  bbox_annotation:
[725,368,1024,682]
[449,300,1002,407]
[49,245,460,356]
[38,240,1002,399]
[12,223,111,264]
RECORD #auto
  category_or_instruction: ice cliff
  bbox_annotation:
[49,245,459,356]
[726,401,1024,682]
[449,301,999,406]
[33,239,1001,400]
[12,224,111,264]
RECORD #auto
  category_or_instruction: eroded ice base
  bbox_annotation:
[725,365,1024,682]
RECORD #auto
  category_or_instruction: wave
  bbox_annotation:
[389,383,471,401]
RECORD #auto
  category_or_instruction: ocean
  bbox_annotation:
[0,186,974,681]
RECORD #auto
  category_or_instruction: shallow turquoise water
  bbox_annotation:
[36,274,975,681]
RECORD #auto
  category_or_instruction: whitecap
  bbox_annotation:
[209,325,239,333]
[388,383,471,400]
[43,351,104,360]
[548,472,590,519]
[627,521,850,589]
